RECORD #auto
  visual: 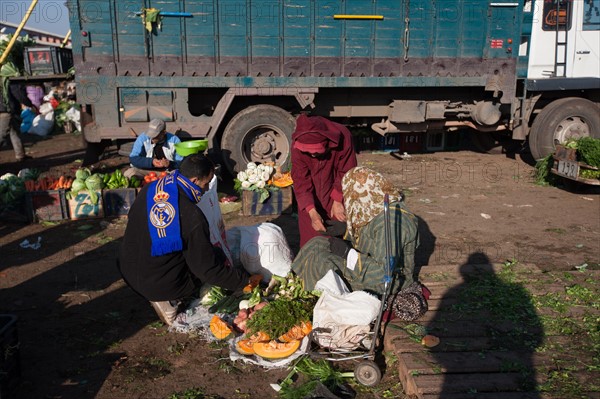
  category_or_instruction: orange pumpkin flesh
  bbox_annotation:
[253,340,301,359]
[235,331,271,356]
[272,173,293,188]
[209,315,233,340]
[278,321,312,343]
[236,339,255,355]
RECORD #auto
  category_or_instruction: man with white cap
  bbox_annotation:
[124,118,183,179]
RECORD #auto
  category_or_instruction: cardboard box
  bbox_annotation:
[0,315,20,398]
[242,187,293,216]
[25,190,69,222]
[102,188,137,217]
[68,190,104,219]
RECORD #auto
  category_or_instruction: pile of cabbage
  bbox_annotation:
[66,168,105,204]
[234,163,277,203]
[0,173,26,209]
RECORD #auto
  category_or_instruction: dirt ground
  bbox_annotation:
[1,131,599,399]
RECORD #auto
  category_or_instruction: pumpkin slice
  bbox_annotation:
[236,339,255,355]
[209,315,233,340]
[253,340,301,359]
[278,321,312,343]
[272,172,293,188]
[248,331,271,343]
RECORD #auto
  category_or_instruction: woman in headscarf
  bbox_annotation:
[291,114,358,248]
[291,166,419,295]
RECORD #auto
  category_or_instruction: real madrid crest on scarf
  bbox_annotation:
[147,171,203,257]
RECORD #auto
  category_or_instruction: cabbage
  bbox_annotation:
[85,174,104,205]
[0,175,25,207]
[71,178,86,193]
[75,168,91,181]
[85,174,104,191]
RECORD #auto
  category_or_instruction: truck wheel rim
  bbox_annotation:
[245,125,289,164]
[554,116,590,144]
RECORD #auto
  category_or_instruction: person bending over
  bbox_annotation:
[118,154,250,325]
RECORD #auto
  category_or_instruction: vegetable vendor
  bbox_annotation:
[124,119,183,179]
[291,115,357,248]
[118,154,251,326]
[0,80,34,162]
[292,167,420,295]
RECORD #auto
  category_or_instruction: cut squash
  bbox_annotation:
[209,315,233,340]
[272,172,293,188]
[278,321,312,343]
[236,339,255,355]
[248,331,271,343]
[253,340,301,359]
[235,331,271,356]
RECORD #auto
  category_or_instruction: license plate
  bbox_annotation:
[557,160,579,179]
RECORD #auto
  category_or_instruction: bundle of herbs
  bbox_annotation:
[246,296,317,338]
[575,137,600,168]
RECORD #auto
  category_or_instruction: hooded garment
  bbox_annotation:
[291,115,357,247]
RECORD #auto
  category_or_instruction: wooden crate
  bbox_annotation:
[25,190,69,222]
[102,188,137,217]
[242,187,293,216]
[67,190,104,219]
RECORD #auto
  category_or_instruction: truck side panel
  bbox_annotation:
[71,0,521,79]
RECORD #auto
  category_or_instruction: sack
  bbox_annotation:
[197,175,234,267]
[225,222,292,281]
[386,282,428,321]
[312,290,381,350]
[28,112,54,136]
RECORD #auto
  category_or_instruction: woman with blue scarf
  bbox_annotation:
[118,154,250,325]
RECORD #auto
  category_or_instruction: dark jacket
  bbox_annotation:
[0,82,33,114]
[119,184,249,301]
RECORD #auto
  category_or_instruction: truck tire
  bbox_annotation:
[220,105,296,173]
[529,98,600,160]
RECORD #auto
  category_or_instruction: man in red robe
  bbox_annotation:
[291,115,358,248]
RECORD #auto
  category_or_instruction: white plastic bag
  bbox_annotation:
[65,107,81,131]
[314,270,351,296]
[311,290,381,350]
[38,102,54,115]
[225,223,292,281]
[197,175,234,267]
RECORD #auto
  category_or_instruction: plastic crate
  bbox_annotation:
[353,134,381,153]
[242,187,293,216]
[24,47,73,75]
[25,190,69,222]
[102,188,137,217]
[425,131,445,152]
[0,315,20,399]
[398,133,424,153]
[444,131,465,151]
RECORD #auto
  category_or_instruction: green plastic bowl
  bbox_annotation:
[187,139,208,152]
[175,141,202,156]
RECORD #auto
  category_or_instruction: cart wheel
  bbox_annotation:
[354,360,382,386]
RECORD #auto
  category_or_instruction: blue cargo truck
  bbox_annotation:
[67,0,599,171]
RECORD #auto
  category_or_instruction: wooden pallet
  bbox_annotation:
[383,263,600,399]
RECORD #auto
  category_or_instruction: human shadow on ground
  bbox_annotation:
[427,253,543,398]
[1,237,157,399]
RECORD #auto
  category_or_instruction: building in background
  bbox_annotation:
[0,21,71,48]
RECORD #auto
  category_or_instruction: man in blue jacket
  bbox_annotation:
[124,119,183,179]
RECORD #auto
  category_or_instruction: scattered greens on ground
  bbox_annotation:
[278,356,354,399]
[534,154,559,186]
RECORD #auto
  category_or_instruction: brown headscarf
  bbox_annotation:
[342,167,402,241]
